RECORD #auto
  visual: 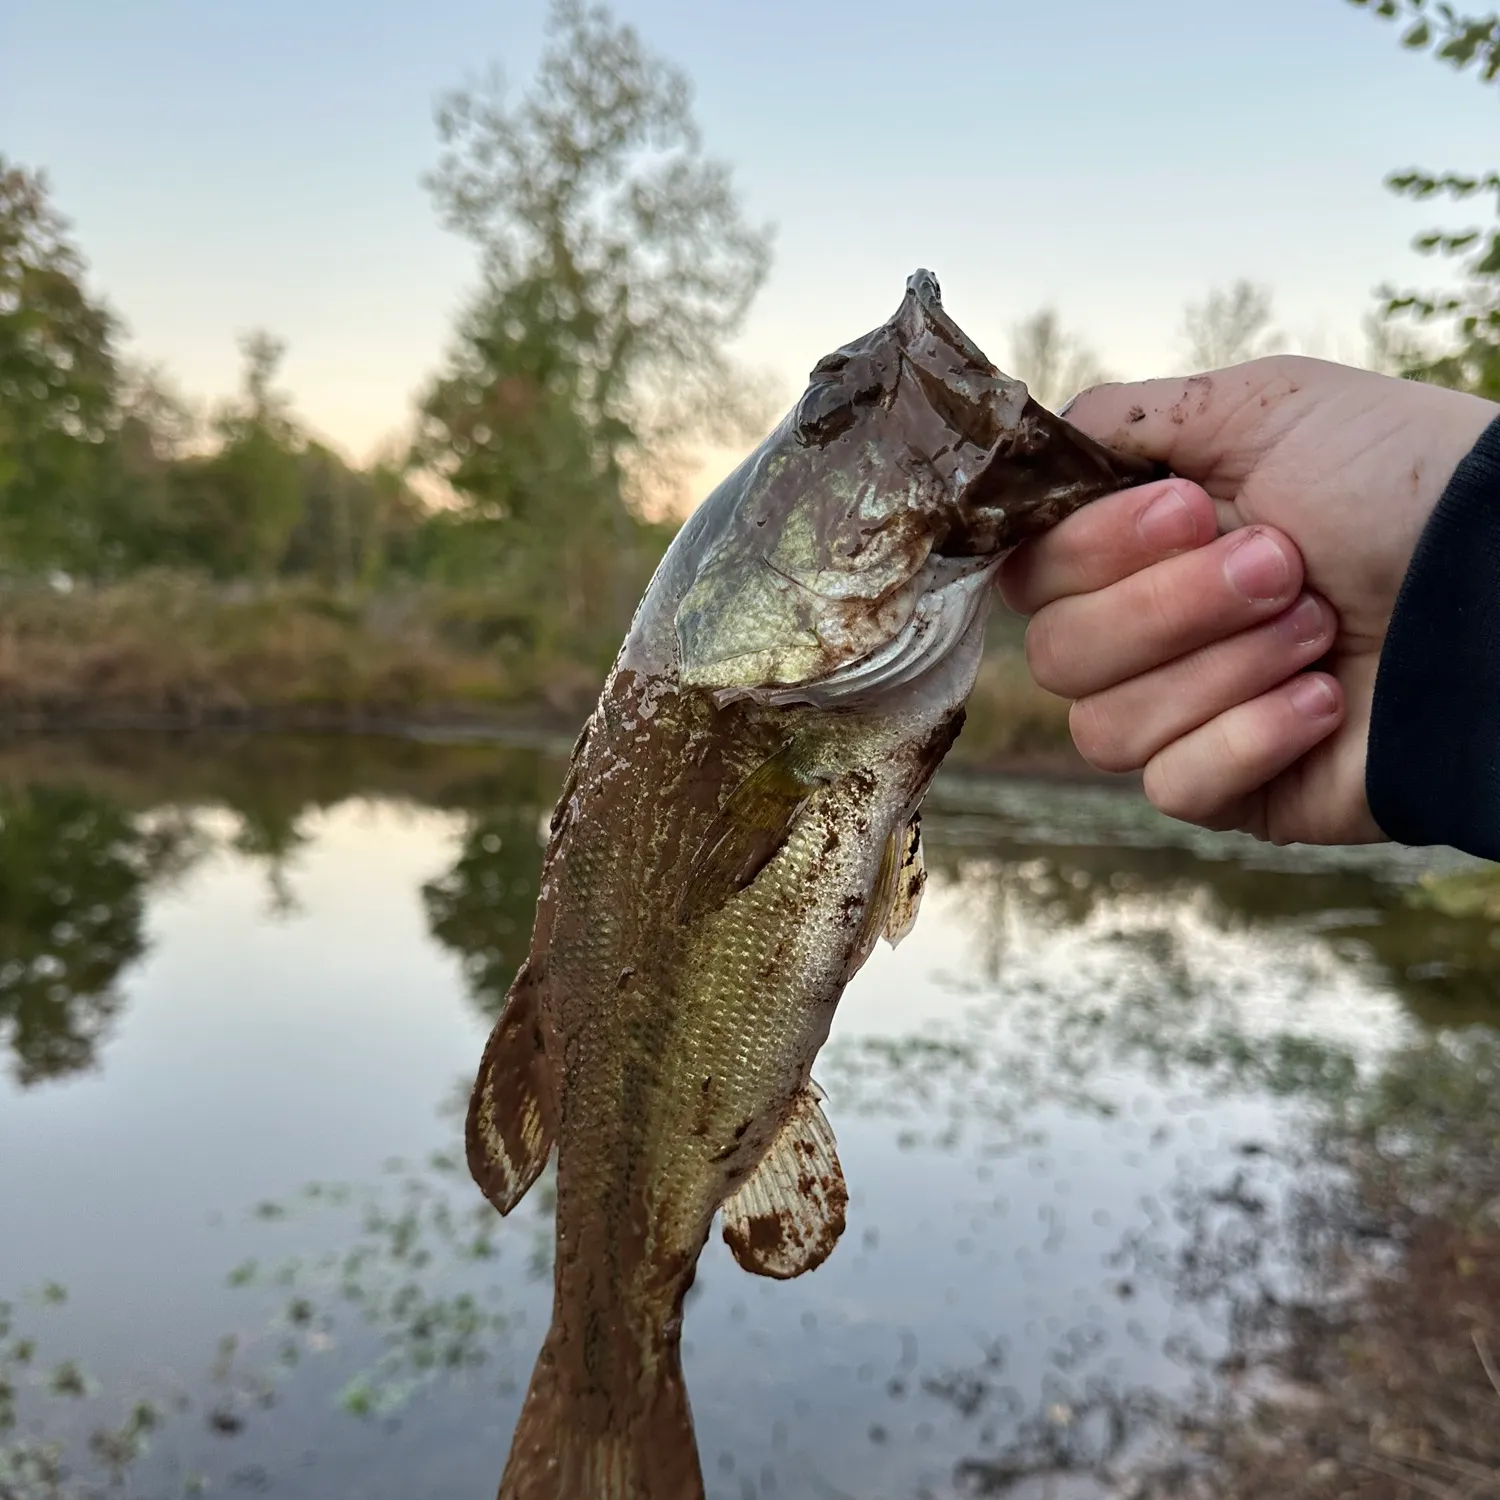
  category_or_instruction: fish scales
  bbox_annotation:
[465,269,1163,1498]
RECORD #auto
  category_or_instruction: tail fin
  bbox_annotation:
[497,1325,704,1500]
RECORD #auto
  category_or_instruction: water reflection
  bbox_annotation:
[0,734,560,1065]
[422,801,547,1021]
[2,734,1499,1498]
[0,784,199,1087]
[921,788,1500,1027]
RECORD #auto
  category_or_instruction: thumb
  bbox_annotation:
[1059,363,1288,488]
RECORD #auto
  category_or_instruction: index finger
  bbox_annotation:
[997,477,1218,616]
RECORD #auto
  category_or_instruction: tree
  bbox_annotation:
[167,332,306,578]
[279,442,422,589]
[1180,280,1282,369]
[415,0,771,654]
[1353,0,1500,398]
[0,158,121,574]
[210,332,304,577]
[424,0,774,473]
[85,363,200,575]
[1006,308,1110,410]
[414,276,675,653]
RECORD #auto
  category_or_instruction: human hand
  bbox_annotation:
[998,356,1499,845]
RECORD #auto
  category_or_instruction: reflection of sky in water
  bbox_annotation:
[0,774,1469,1499]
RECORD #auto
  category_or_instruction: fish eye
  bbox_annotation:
[794,345,898,446]
[793,380,858,446]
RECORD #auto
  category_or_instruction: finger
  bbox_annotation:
[997,478,1218,616]
[1060,361,1301,488]
[1068,593,1336,774]
[1141,672,1345,829]
[1026,525,1305,700]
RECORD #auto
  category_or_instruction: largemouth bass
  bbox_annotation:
[467,270,1158,1499]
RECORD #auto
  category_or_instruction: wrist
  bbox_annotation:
[1367,408,1500,860]
[1401,384,1500,525]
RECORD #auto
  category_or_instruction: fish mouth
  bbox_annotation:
[794,269,1020,457]
[899,268,980,363]
[906,267,942,307]
[674,268,1163,709]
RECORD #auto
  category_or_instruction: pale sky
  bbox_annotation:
[4,0,1496,502]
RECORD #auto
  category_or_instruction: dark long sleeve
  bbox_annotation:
[1367,412,1500,861]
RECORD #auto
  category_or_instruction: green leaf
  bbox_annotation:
[1403,19,1433,45]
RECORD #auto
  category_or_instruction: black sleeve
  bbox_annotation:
[1367,411,1500,861]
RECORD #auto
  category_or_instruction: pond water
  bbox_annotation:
[2,733,1498,1500]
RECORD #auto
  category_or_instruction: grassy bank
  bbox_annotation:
[0,575,1085,772]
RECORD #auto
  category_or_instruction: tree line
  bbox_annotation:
[0,0,1493,627]
[0,0,775,667]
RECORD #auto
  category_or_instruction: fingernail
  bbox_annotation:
[1274,594,1327,648]
[1225,531,1291,602]
[1056,391,1081,417]
[1136,487,1197,552]
[1289,674,1338,719]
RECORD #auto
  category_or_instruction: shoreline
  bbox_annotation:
[0,703,1141,790]
[0,576,1094,781]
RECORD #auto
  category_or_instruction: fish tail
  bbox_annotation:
[497,1324,703,1500]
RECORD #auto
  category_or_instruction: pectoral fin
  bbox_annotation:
[678,744,825,925]
[466,961,555,1216]
[721,1084,848,1280]
[848,822,903,973]
[883,814,925,947]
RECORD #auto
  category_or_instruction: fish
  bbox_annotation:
[466,269,1161,1499]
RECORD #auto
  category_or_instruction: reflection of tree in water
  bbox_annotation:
[850,865,1500,1498]
[0,787,197,1087]
[920,811,1500,1029]
[0,735,568,1089]
[1081,1031,1500,1498]
[824,867,1366,1158]
[229,795,313,917]
[7,743,1500,1495]
[421,779,553,1021]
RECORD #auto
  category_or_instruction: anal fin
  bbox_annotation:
[721,1084,848,1280]
[466,961,555,1216]
[883,813,926,947]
